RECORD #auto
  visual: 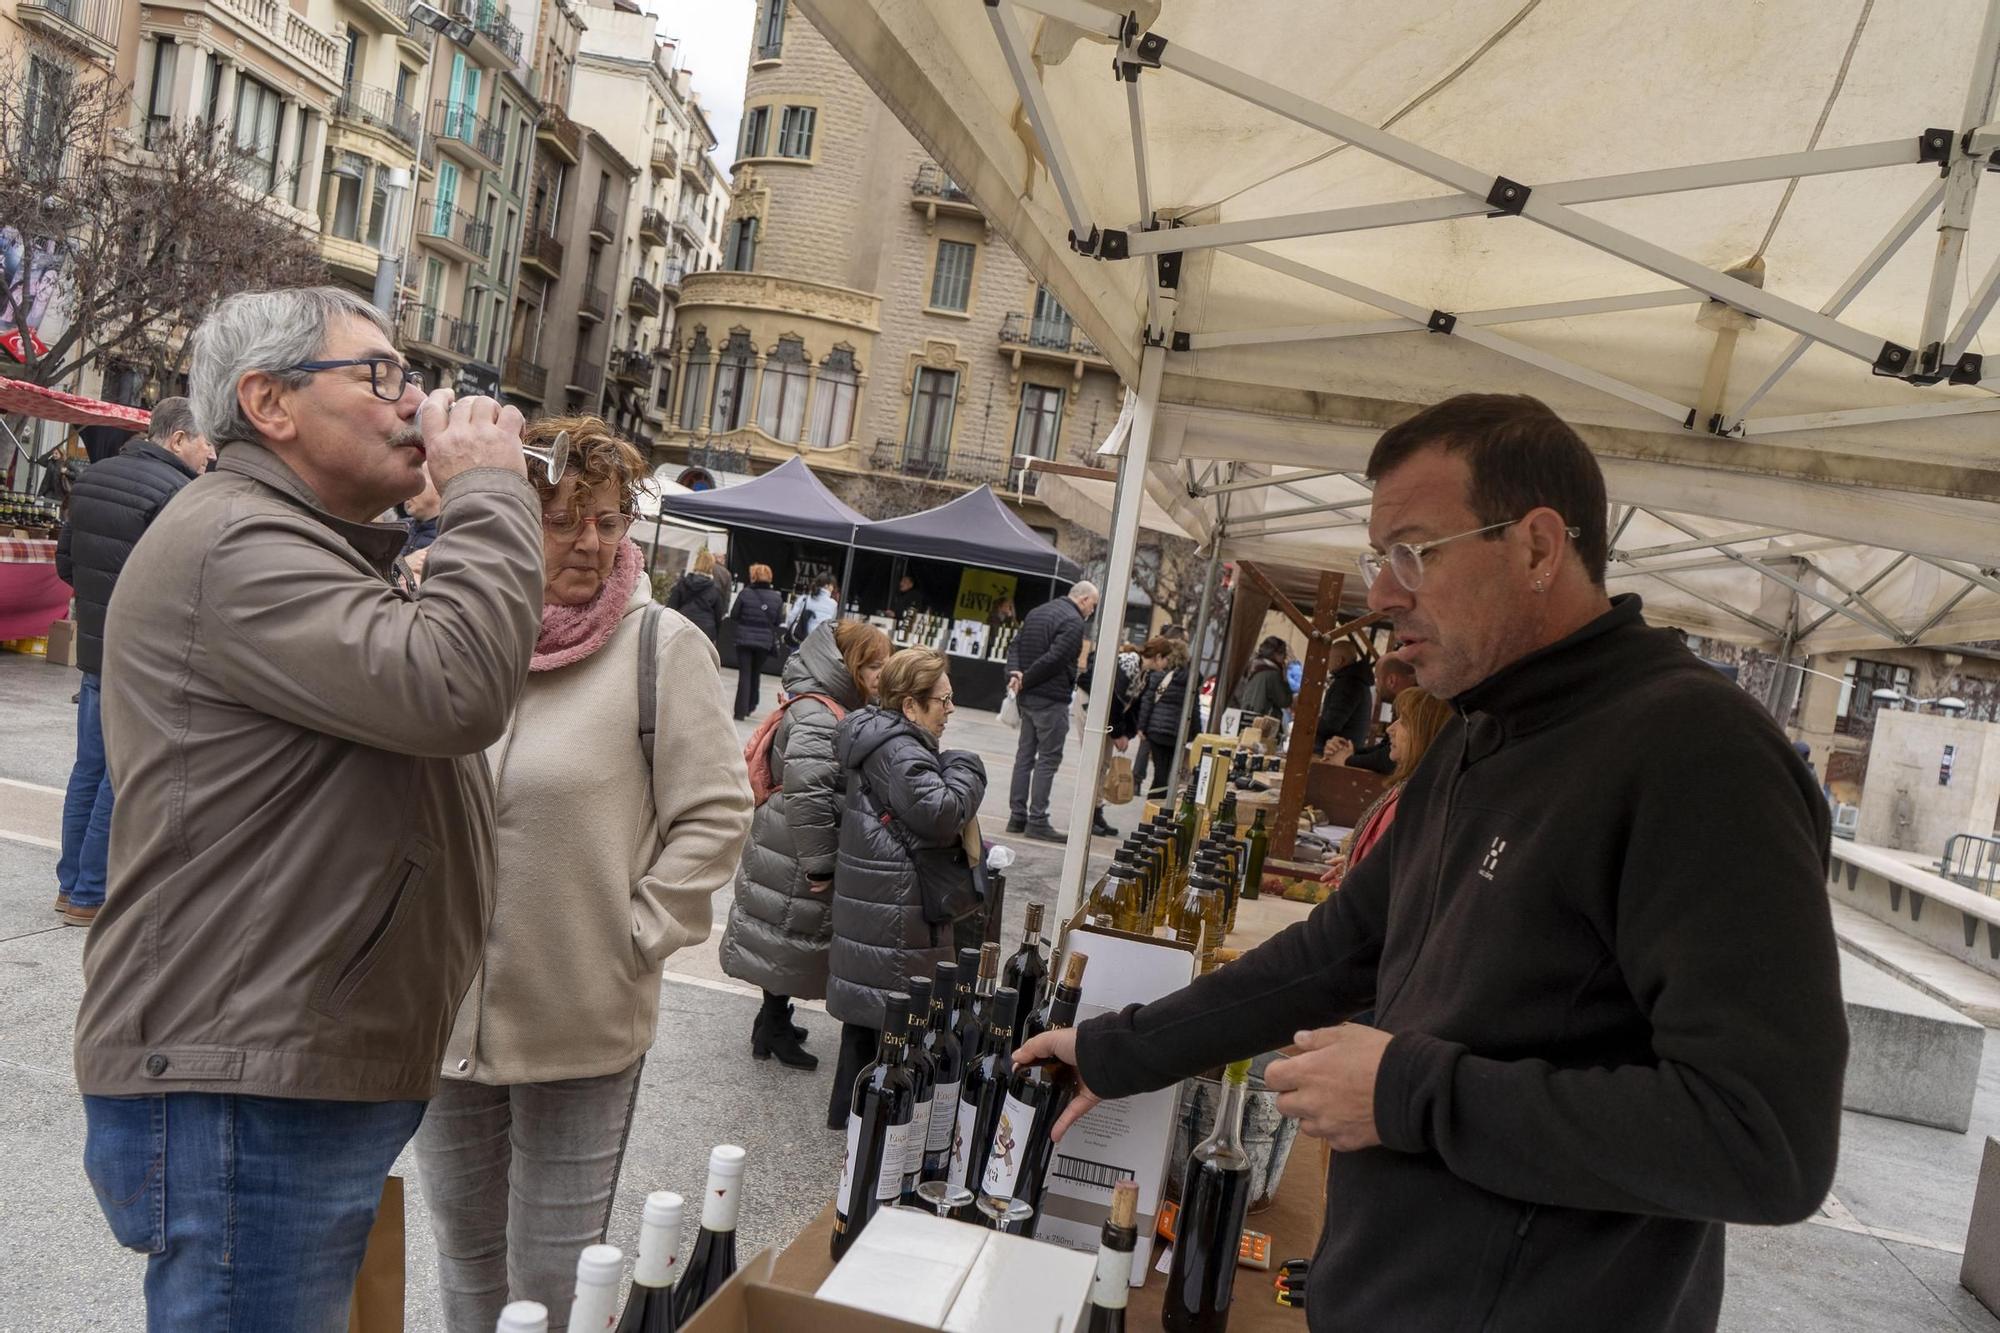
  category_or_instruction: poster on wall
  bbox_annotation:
[955,568,1017,623]
[0,227,65,363]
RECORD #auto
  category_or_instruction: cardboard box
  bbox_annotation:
[680,1249,933,1333]
[815,1208,1095,1333]
[44,618,77,668]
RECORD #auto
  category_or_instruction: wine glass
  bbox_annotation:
[974,1194,1035,1235]
[523,429,571,486]
[915,1180,976,1220]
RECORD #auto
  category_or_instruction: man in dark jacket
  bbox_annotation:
[1020,394,1845,1332]
[1231,635,1293,719]
[1314,642,1375,749]
[1003,581,1099,841]
[50,397,212,926]
[1327,655,1414,773]
[399,466,441,557]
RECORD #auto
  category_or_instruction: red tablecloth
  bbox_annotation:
[0,537,69,639]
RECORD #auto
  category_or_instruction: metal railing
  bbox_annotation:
[17,0,121,53]
[911,163,974,206]
[870,438,1019,488]
[433,100,503,163]
[613,349,652,384]
[638,207,669,245]
[471,1,525,62]
[569,356,604,397]
[590,199,618,240]
[658,260,686,293]
[417,200,493,260]
[999,310,1101,358]
[536,106,581,162]
[331,83,421,150]
[503,353,547,399]
[628,277,661,317]
[524,226,563,275]
[402,303,460,355]
[651,140,679,175]
[579,284,610,322]
[1940,834,2000,897]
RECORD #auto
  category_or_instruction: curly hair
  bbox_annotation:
[523,415,647,523]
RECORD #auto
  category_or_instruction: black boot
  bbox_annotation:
[1091,807,1118,838]
[784,1000,809,1043]
[753,993,818,1069]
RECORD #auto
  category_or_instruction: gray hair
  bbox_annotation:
[146,396,197,443]
[187,288,394,449]
[1068,579,1101,605]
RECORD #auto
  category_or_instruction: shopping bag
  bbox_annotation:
[347,1175,405,1333]
[1100,753,1135,806]
[998,688,1020,729]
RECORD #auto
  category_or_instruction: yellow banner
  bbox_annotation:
[954,568,1017,621]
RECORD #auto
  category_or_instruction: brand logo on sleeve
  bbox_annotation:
[1478,837,1507,881]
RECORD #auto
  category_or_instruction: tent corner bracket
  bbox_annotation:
[1922,128,1955,171]
[1485,176,1530,215]
[1071,226,1130,260]
[1114,14,1166,77]
[1156,250,1183,289]
[1871,341,1915,376]
[1427,309,1457,335]
[1951,351,1985,384]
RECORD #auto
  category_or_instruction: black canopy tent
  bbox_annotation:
[654,454,866,544]
[852,485,1083,586]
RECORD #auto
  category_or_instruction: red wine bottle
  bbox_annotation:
[919,959,965,1184]
[832,991,916,1260]
[615,1190,683,1332]
[1085,1180,1140,1333]
[1001,902,1049,1054]
[949,945,989,1071]
[980,951,1088,1214]
[1163,1060,1254,1332]
[898,975,937,1203]
[949,984,1019,1192]
[671,1145,743,1324]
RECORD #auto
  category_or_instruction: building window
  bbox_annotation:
[1030,285,1074,348]
[711,331,756,432]
[928,240,974,312]
[329,153,367,240]
[807,347,858,448]
[395,63,414,110]
[738,105,770,160]
[679,329,712,430]
[488,293,504,364]
[291,111,313,207]
[906,368,958,463]
[724,217,757,272]
[758,0,786,59]
[756,337,810,442]
[512,115,529,193]
[145,39,177,148]
[1013,384,1063,461]
[23,56,70,171]
[342,26,361,91]
[365,167,391,247]
[1834,658,1913,737]
[776,106,815,159]
[232,76,284,193]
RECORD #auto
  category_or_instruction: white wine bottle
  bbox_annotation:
[833,991,917,1259]
[615,1190,683,1332]
[495,1301,549,1333]
[980,951,1088,1215]
[1085,1180,1140,1333]
[569,1244,623,1333]
[671,1145,744,1324]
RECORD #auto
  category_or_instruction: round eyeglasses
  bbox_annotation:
[543,511,634,542]
[1359,518,1581,592]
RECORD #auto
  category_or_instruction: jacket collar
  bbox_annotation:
[121,440,200,480]
[1451,595,1648,757]
[216,441,408,572]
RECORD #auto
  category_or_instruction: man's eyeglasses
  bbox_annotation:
[288,357,423,402]
[543,512,634,541]
[1359,517,1581,592]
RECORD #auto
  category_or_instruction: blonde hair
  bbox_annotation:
[523,415,646,521]
[1388,687,1452,786]
[693,549,717,575]
[835,621,892,696]
[880,647,948,718]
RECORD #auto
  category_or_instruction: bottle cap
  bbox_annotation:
[707,1143,747,1180]
[1109,1179,1139,1230]
[957,946,982,974]
[495,1300,549,1333]
[908,975,933,1006]
[934,960,959,992]
[576,1243,623,1286]
[882,991,912,1027]
[989,985,1020,1028]
[643,1190,684,1229]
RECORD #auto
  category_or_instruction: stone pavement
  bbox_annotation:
[1,650,1996,1330]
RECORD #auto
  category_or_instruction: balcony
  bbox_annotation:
[330,83,421,152]
[681,154,706,192]
[521,226,564,279]
[627,277,661,319]
[468,2,525,67]
[536,106,582,165]
[651,139,679,177]
[416,200,494,265]
[502,352,548,402]
[15,0,120,62]
[612,349,652,387]
[432,101,504,170]
[638,207,669,249]
[402,303,469,363]
[578,283,610,323]
[998,311,1107,364]
[343,0,408,34]
[673,210,704,248]
[869,438,1016,489]
[911,163,981,228]
[589,200,618,243]
[658,261,685,301]
[568,356,604,398]
[212,0,342,87]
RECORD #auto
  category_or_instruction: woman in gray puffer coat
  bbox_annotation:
[720,620,890,1070]
[824,647,987,1128]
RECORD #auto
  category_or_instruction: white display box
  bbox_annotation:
[814,1208,1094,1333]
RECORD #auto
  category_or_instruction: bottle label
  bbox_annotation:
[905,1098,932,1182]
[703,1169,741,1232]
[879,1120,918,1201]
[926,1080,961,1156]
[836,1113,861,1219]
[1195,754,1214,806]
[980,1093,1037,1199]
[1091,1242,1132,1308]
[947,1095,979,1189]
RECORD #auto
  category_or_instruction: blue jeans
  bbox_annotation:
[57,672,113,909]
[83,1092,426,1332]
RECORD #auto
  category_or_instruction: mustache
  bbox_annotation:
[388,423,424,449]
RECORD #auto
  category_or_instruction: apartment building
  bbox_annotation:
[500,0,583,408]
[655,0,1122,523]
[538,127,634,417]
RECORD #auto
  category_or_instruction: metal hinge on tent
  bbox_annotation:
[1070,226,1130,259]
[1426,310,1457,335]
[1114,13,1168,80]
[1871,342,1915,377]
[1906,343,1987,386]
[1485,177,1530,215]
[1920,127,1954,173]
[1156,250,1183,290]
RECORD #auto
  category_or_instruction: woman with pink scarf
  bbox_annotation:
[412,415,753,1333]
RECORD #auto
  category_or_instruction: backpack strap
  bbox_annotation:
[638,603,663,771]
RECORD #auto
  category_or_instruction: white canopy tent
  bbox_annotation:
[798,0,2000,910]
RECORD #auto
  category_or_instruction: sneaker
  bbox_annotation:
[61,903,100,927]
[1005,817,1026,834]
[1024,821,1066,844]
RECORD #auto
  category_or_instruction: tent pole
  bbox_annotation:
[1163,528,1226,801]
[1917,0,2000,365]
[1056,346,1164,924]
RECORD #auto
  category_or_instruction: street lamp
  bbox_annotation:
[1870,688,1969,714]
[409,3,477,47]
[371,166,411,319]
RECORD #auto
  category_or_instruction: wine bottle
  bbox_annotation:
[615,1190,683,1333]
[671,1145,744,1323]
[570,1244,624,1333]
[1174,785,1199,862]
[1081,872,1123,932]
[979,951,1088,1215]
[495,1301,549,1333]
[1163,1059,1254,1333]
[950,985,1019,1192]
[1108,859,1144,933]
[951,944,995,1062]
[1240,810,1268,901]
[832,992,916,1260]
[1085,1180,1140,1333]
[920,959,965,1184]
[899,975,938,1202]
[1001,902,1049,1054]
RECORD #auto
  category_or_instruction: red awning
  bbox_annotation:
[0,377,150,432]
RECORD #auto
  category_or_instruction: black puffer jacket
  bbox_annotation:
[667,571,727,642]
[729,581,787,652]
[1317,657,1376,747]
[53,441,201,675]
[826,706,987,1028]
[1136,664,1196,748]
[1005,595,1087,704]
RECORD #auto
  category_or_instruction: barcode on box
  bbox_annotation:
[1051,1154,1134,1190]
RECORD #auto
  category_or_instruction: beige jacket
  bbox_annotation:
[440,580,753,1084]
[74,444,544,1101]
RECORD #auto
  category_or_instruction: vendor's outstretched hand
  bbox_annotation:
[1263,1023,1391,1150]
[1012,1027,1101,1142]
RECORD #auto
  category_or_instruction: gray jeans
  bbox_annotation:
[413,1059,645,1333]
[1009,696,1071,823]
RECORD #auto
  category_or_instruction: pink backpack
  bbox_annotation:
[744,692,847,806]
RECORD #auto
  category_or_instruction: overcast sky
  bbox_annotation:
[644,0,757,176]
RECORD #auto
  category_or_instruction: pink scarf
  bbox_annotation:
[531,540,643,672]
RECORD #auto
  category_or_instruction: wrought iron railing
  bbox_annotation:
[911,163,974,206]
[331,83,421,150]
[999,310,1101,358]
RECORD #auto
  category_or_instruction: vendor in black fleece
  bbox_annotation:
[1017,394,1844,1333]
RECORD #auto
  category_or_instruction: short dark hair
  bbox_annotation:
[147,397,197,443]
[1366,394,1608,584]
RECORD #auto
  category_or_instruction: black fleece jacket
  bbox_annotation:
[1077,597,1844,1332]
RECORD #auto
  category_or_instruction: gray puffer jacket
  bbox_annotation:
[826,706,988,1029]
[718,625,864,999]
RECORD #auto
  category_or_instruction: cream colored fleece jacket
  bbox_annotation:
[440,579,753,1084]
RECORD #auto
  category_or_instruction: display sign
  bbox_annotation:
[954,569,1017,622]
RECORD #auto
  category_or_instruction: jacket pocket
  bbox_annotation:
[1478,1204,1537,1333]
[310,839,435,1019]
[82,1095,165,1255]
